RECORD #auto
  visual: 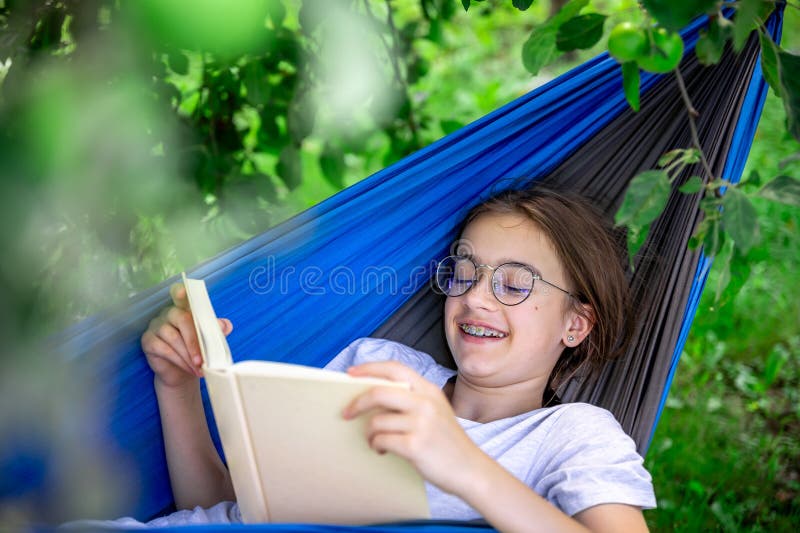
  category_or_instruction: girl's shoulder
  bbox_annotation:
[530,403,656,514]
[540,402,628,440]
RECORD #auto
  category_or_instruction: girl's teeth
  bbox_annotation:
[460,324,506,338]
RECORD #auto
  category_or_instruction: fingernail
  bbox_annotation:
[193,356,202,365]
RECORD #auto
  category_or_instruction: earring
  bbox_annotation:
[567,335,575,343]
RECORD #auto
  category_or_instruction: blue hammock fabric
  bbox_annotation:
[39,8,783,530]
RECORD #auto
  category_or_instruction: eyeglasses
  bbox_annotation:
[434,255,573,306]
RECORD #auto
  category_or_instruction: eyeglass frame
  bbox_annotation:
[434,255,574,306]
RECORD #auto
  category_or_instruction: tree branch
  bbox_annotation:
[362,0,420,146]
[673,67,716,181]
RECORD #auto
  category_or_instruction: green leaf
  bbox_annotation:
[522,26,557,75]
[299,0,325,34]
[658,149,683,168]
[621,61,640,112]
[759,33,781,92]
[556,14,607,52]
[266,0,286,28]
[733,0,774,53]
[759,36,800,142]
[722,247,751,306]
[615,170,672,227]
[551,0,590,27]
[778,151,800,169]
[695,30,722,66]
[440,119,465,135]
[712,239,734,303]
[167,51,189,75]
[625,224,650,264]
[777,51,800,142]
[642,0,718,32]
[758,175,800,206]
[702,217,724,257]
[696,16,732,66]
[276,145,302,189]
[681,149,701,164]
[521,0,589,75]
[512,0,534,10]
[461,0,470,12]
[319,144,346,190]
[742,169,762,188]
[679,176,704,194]
[721,187,759,253]
[287,95,315,142]
[243,62,270,107]
[762,346,789,389]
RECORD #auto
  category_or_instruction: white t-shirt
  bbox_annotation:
[326,338,656,519]
[80,337,655,527]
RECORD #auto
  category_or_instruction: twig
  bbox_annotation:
[362,0,403,83]
[783,1,800,12]
[673,67,716,181]
[383,0,419,145]
[362,0,420,145]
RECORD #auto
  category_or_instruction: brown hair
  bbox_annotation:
[461,188,633,393]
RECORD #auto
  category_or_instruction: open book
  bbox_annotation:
[181,274,430,525]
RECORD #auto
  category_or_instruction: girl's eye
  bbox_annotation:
[503,285,530,294]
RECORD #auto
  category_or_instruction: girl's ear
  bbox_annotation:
[563,304,594,347]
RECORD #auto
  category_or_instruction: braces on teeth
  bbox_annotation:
[460,324,507,338]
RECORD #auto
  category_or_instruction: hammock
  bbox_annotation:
[42,7,782,530]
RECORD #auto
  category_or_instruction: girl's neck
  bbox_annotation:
[444,374,549,423]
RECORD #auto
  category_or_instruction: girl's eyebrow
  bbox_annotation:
[459,252,542,275]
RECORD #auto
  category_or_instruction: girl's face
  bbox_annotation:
[444,212,581,388]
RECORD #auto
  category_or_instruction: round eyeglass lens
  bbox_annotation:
[492,264,534,305]
[435,256,475,296]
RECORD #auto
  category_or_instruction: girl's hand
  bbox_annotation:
[141,282,233,390]
[343,361,484,497]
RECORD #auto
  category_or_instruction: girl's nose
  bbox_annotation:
[461,269,498,310]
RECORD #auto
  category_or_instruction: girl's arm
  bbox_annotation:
[458,450,648,532]
[344,361,648,533]
[141,283,236,509]
[153,378,235,509]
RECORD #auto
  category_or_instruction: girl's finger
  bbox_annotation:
[165,307,201,362]
[145,333,199,377]
[368,432,414,460]
[347,361,428,390]
[218,318,234,336]
[343,386,416,419]
[155,323,199,374]
[169,282,189,309]
[366,412,414,437]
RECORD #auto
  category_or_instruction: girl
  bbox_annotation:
[139,188,655,531]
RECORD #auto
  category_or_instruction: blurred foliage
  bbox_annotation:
[0,0,537,329]
[0,0,798,528]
